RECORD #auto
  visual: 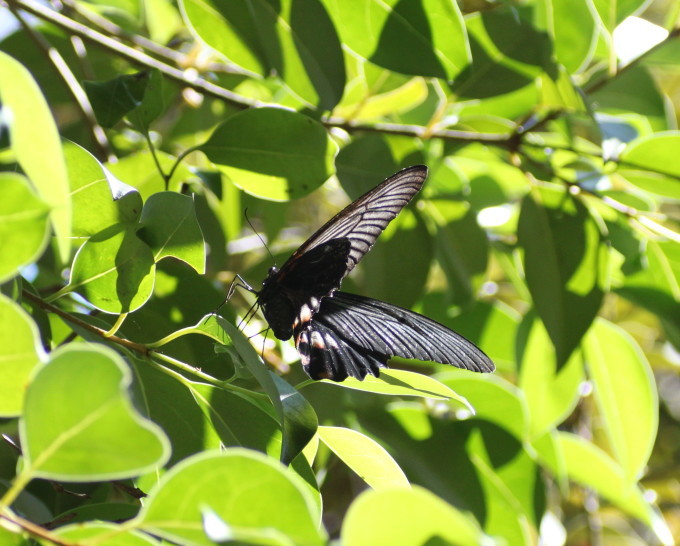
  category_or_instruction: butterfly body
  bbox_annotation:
[252,165,494,381]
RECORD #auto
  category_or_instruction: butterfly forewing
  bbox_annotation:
[282,165,428,281]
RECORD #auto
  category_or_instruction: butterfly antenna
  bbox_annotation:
[245,208,276,265]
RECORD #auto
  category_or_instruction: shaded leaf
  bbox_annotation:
[200,108,337,201]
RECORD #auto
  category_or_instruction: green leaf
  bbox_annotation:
[453,8,553,99]
[180,0,345,110]
[0,173,50,283]
[210,315,317,464]
[517,313,584,438]
[200,108,337,201]
[0,294,44,417]
[68,229,155,314]
[318,426,409,489]
[437,371,529,441]
[465,429,539,542]
[541,432,672,544]
[536,0,597,73]
[323,0,470,80]
[84,71,150,128]
[64,140,142,239]
[137,192,206,273]
[518,188,608,367]
[341,485,484,546]
[618,132,680,198]
[0,51,71,262]
[583,319,658,481]
[20,344,170,480]
[592,65,670,132]
[137,450,326,545]
[324,369,472,410]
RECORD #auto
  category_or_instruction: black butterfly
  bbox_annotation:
[252,165,494,382]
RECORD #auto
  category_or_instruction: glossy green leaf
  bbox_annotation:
[20,344,170,480]
[453,8,553,99]
[518,188,608,367]
[181,0,345,110]
[137,192,205,273]
[518,313,584,438]
[318,426,409,489]
[0,51,71,262]
[618,132,680,198]
[64,140,142,239]
[437,371,529,441]
[211,315,317,464]
[325,369,472,410]
[542,432,673,544]
[84,71,150,128]
[341,485,484,546]
[584,319,658,481]
[323,0,469,79]
[0,294,44,416]
[137,450,325,545]
[0,173,50,283]
[68,229,155,314]
[200,108,337,201]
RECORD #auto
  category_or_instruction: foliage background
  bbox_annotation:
[1,0,680,544]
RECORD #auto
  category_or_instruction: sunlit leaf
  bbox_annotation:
[584,319,658,481]
[0,173,50,283]
[0,51,71,262]
[21,344,170,480]
[137,449,326,545]
[0,294,44,416]
[318,426,409,489]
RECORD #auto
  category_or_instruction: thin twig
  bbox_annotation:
[0,511,76,546]
[6,1,112,161]
[21,290,151,356]
[9,0,260,110]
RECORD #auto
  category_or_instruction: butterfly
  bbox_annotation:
[251,165,494,382]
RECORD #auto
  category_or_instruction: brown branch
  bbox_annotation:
[21,290,150,356]
[8,0,260,110]
[0,512,77,546]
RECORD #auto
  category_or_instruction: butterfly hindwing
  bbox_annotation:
[296,292,494,381]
